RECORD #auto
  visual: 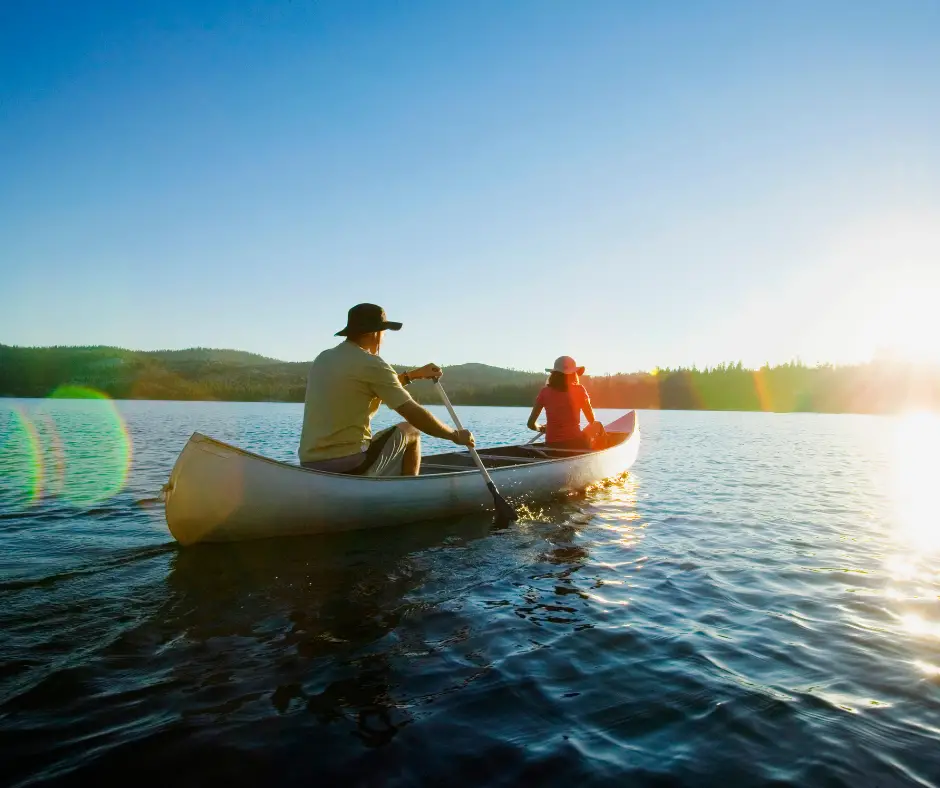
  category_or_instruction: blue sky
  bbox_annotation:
[2,1,939,373]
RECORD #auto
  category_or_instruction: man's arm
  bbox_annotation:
[397,363,442,387]
[395,401,475,447]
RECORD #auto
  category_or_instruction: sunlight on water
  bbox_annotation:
[914,661,940,677]
[892,412,940,553]
[610,472,640,522]
[884,555,919,582]
[900,613,940,641]
[516,502,551,522]
[886,412,940,687]
[1,391,133,509]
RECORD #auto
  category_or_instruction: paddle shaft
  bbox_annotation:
[433,381,497,485]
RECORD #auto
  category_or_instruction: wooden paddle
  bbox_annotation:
[433,380,518,523]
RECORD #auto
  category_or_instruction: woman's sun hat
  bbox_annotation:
[546,356,586,376]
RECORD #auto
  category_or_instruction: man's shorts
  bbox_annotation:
[301,425,409,476]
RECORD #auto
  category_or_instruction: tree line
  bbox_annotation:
[1,345,937,414]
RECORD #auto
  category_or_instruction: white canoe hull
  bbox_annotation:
[164,411,639,545]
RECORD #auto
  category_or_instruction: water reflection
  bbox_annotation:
[886,413,940,681]
[892,412,940,553]
[516,523,592,627]
[914,661,940,678]
[165,516,495,744]
[160,493,634,746]
[508,477,644,630]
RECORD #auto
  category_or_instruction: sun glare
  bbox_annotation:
[872,287,940,366]
[892,412,940,552]
[813,215,940,366]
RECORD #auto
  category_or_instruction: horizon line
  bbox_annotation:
[3,342,937,376]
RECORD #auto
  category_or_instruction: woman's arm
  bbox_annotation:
[582,400,596,424]
[527,404,545,432]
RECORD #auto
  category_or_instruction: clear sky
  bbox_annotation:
[2,0,939,373]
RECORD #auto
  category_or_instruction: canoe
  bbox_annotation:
[164,410,639,545]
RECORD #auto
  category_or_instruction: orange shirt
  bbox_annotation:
[536,384,589,443]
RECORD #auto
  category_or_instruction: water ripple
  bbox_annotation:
[1,402,939,786]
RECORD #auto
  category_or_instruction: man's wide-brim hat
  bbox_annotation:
[546,355,586,376]
[335,303,403,337]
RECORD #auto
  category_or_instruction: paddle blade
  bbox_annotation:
[487,482,518,522]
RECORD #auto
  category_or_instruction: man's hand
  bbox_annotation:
[452,429,475,448]
[408,363,442,381]
[395,401,474,446]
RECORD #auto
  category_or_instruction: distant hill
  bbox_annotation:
[144,348,281,365]
[0,344,542,404]
[401,362,543,391]
[1,344,938,413]
[0,344,280,369]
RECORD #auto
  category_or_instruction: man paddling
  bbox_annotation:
[299,303,475,476]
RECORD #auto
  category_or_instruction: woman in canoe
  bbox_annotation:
[527,356,605,450]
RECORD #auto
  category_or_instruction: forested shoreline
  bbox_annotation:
[1,345,937,414]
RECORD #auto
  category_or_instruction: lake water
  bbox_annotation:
[1,400,939,787]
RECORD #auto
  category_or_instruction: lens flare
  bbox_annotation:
[0,407,44,506]
[751,369,773,412]
[31,410,67,497]
[39,386,133,507]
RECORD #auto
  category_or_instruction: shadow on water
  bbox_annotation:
[160,513,504,744]
[166,511,501,617]
[3,496,620,787]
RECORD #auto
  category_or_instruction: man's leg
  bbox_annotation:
[362,423,422,477]
[399,423,422,475]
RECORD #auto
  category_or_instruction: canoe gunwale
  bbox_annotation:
[181,426,636,482]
